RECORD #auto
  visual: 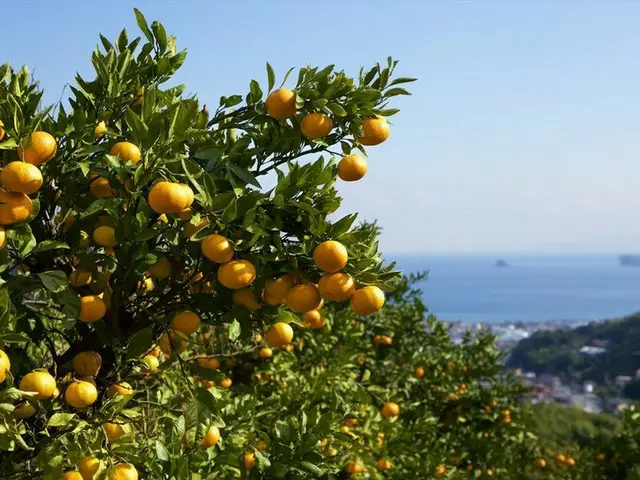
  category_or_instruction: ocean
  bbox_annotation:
[391,254,640,323]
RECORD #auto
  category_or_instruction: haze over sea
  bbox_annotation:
[392,254,640,324]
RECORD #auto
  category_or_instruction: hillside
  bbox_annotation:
[506,312,640,388]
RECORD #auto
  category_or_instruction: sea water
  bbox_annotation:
[391,254,640,323]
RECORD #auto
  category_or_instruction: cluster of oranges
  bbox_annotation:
[265,87,390,183]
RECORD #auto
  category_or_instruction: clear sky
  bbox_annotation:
[3,0,639,254]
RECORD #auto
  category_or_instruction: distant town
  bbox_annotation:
[446,318,635,415]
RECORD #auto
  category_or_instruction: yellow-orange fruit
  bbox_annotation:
[265,88,297,119]
[89,177,113,198]
[107,381,133,398]
[109,142,141,165]
[232,288,261,312]
[381,402,400,417]
[80,295,107,322]
[199,425,221,448]
[265,322,294,347]
[301,113,333,139]
[65,380,98,408]
[359,117,390,146]
[148,181,193,214]
[1,161,43,194]
[18,131,57,165]
[69,269,92,286]
[95,121,108,138]
[350,286,385,316]
[286,283,321,313]
[318,272,355,301]
[303,310,325,329]
[103,422,126,441]
[19,370,56,399]
[72,351,102,376]
[0,190,33,225]
[171,311,201,335]
[201,234,234,263]
[313,241,348,273]
[217,260,256,289]
[243,452,256,469]
[108,463,137,480]
[93,226,116,247]
[78,456,102,480]
[338,155,367,182]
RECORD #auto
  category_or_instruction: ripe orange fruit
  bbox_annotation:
[159,330,187,356]
[217,259,256,289]
[0,226,6,249]
[535,458,546,468]
[142,354,159,373]
[265,322,294,347]
[171,311,201,335]
[313,240,348,273]
[256,440,268,451]
[318,272,355,301]
[107,381,133,398]
[303,310,325,329]
[1,161,43,194]
[359,117,390,146]
[265,88,297,119]
[220,377,232,389]
[346,460,364,474]
[435,464,447,476]
[381,402,400,417]
[301,113,333,139]
[595,452,605,462]
[108,463,138,480]
[148,181,193,214]
[109,142,141,165]
[72,351,102,376]
[199,425,221,448]
[0,120,4,141]
[95,121,108,138]
[69,269,92,286]
[80,295,107,322]
[350,286,385,315]
[265,274,295,299]
[13,402,37,419]
[183,216,209,237]
[201,234,234,263]
[259,347,273,359]
[554,454,566,465]
[376,458,392,471]
[20,370,57,399]
[243,452,256,469]
[147,256,172,279]
[415,366,425,378]
[89,177,113,198]
[60,471,83,480]
[18,131,57,165]
[232,288,261,312]
[0,348,11,382]
[78,456,102,480]
[103,422,126,442]
[0,190,33,225]
[93,226,116,247]
[65,380,98,408]
[338,155,367,182]
[565,457,576,467]
[286,283,321,313]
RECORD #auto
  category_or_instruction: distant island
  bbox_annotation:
[495,259,509,267]
[619,255,640,267]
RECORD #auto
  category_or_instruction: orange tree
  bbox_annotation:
[0,9,550,480]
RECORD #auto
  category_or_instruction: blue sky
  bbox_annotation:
[4,1,640,254]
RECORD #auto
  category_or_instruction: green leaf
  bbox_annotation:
[0,332,29,344]
[266,62,275,92]
[155,440,170,461]
[47,413,76,428]
[221,197,237,224]
[151,21,168,53]
[0,139,17,150]
[31,241,70,254]
[326,103,347,117]
[38,270,68,293]
[126,327,154,360]
[297,461,323,476]
[228,320,240,341]
[388,76,417,86]
[227,164,261,188]
[7,224,36,256]
[80,197,120,218]
[384,87,411,97]
[134,8,154,43]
